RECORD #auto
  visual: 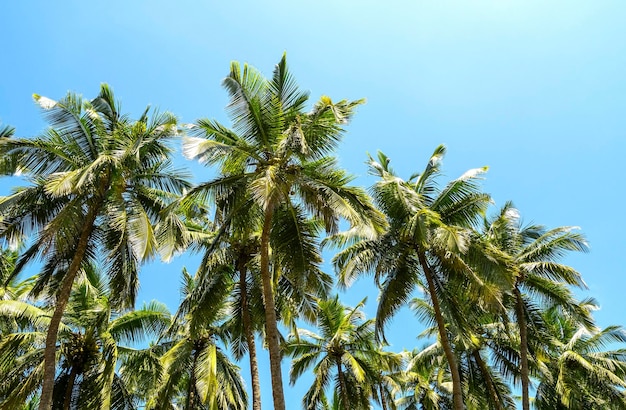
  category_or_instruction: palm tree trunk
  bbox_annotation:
[259,204,286,410]
[472,350,502,410]
[186,348,199,410]
[379,384,389,410]
[62,367,78,410]
[515,286,530,410]
[39,204,100,410]
[336,359,350,410]
[238,261,262,410]
[418,251,464,410]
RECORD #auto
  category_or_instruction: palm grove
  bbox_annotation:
[0,55,624,410]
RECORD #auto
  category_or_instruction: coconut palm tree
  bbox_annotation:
[408,292,516,410]
[187,176,333,410]
[534,307,626,409]
[209,234,266,410]
[333,147,494,409]
[0,265,171,409]
[479,202,592,410]
[183,54,384,410]
[285,296,396,410]
[146,268,247,410]
[0,85,190,409]
[395,346,452,410]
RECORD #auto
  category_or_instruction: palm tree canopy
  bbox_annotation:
[535,309,626,409]
[286,296,396,410]
[333,146,493,337]
[0,266,171,409]
[0,84,191,307]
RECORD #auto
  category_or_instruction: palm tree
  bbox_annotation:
[534,307,626,409]
[395,347,452,410]
[0,265,171,409]
[408,293,516,410]
[208,234,266,410]
[0,85,190,409]
[285,296,395,410]
[147,268,248,410]
[187,179,332,410]
[183,54,384,410]
[367,348,404,410]
[479,202,592,410]
[333,147,493,409]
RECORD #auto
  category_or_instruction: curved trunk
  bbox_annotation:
[39,203,101,410]
[238,260,262,410]
[418,251,464,410]
[515,286,530,410]
[259,204,286,410]
[62,367,78,410]
[472,349,502,410]
[336,359,349,410]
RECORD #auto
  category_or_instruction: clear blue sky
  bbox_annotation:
[2,1,626,407]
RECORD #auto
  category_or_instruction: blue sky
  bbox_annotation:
[2,0,626,407]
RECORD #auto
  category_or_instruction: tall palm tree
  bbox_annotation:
[285,296,396,410]
[333,147,493,410]
[534,307,626,409]
[480,202,592,410]
[0,265,171,409]
[183,54,384,410]
[0,85,190,409]
[211,234,266,410]
[147,268,248,410]
[188,178,332,410]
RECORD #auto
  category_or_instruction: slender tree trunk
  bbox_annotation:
[186,348,199,410]
[259,204,286,410]
[379,383,388,410]
[515,286,530,410]
[418,252,464,410]
[336,359,350,410]
[238,260,262,410]
[39,204,101,410]
[472,350,502,410]
[62,367,78,410]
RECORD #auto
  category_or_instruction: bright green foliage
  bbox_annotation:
[534,309,626,409]
[146,268,248,410]
[1,66,625,410]
[183,54,384,410]
[0,266,171,409]
[479,202,593,409]
[332,146,494,409]
[0,85,190,306]
[285,296,400,410]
